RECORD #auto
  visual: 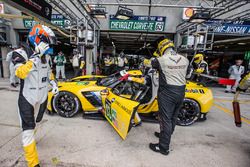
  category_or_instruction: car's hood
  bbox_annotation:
[186,81,207,89]
[58,81,97,87]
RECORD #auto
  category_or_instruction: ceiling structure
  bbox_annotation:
[84,0,250,53]
[100,30,173,54]
[4,0,250,53]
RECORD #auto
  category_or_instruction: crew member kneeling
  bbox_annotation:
[12,25,58,167]
[148,38,189,155]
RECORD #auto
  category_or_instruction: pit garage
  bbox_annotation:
[0,0,250,167]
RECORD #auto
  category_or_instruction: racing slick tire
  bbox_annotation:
[177,98,200,126]
[53,91,81,118]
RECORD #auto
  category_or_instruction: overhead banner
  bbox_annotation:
[10,0,52,20]
[23,14,71,29]
[109,15,166,32]
[206,20,250,35]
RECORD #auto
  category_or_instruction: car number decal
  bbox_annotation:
[105,100,118,128]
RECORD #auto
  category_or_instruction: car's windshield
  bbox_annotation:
[112,81,149,102]
[97,72,121,87]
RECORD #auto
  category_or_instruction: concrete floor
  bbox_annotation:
[0,80,250,167]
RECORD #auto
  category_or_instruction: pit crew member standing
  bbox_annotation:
[6,47,19,87]
[117,51,128,71]
[12,24,58,167]
[225,59,245,93]
[54,51,66,80]
[148,38,189,155]
[104,55,112,75]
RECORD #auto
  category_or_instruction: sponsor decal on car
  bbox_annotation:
[114,100,132,115]
[185,89,205,94]
[76,81,90,85]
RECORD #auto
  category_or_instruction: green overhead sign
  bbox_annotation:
[23,14,70,29]
[109,15,166,32]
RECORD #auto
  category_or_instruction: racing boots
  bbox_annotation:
[149,143,169,155]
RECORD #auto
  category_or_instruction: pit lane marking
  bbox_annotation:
[214,98,250,104]
[213,104,250,125]
[213,96,250,100]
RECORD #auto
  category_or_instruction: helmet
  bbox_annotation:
[194,53,204,64]
[28,24,56,53]
[156,38,174,57]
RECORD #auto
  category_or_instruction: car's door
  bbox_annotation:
[101,90,139,140]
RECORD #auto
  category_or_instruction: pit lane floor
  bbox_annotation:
[0,79,250,167]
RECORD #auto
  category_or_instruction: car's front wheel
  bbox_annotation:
[52,91,81,118]
[177,98,200,126]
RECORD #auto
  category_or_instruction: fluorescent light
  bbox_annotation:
[116,15,130,20]
[94,15,106,19]
[84,4,92,13]
[238,43,246,45]
[90,6,106,19]
[115,6,133,20]
[189,12,211,23]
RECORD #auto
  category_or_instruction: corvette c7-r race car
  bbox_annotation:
[47,70,213,130]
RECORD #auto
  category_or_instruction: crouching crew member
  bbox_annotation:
[12,25,58,167]
[148,38,189,155]
[237,72,250,92]
[193,53,209,74]
[191,53,209,83]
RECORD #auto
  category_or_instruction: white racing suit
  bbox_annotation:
[226,65,245,92]
[151,50,189,151]
[6,51,19,84]
[117,57,127,71]
[12,47,55,167]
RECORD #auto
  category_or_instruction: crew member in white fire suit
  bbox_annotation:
[225,59,245,93]
[12,24,58,167]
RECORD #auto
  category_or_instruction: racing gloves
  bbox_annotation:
[119,74,130,81]
[119,70,130,81]
[50,80,59,94]
[195,68,205,74]
[35,42,50,58]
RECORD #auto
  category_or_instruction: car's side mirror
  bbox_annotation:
[100,89,109,96]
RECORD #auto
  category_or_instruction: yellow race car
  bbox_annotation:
[47,70,213,130]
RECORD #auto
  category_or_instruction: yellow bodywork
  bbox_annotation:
[47,70,213,115]
[101,91,139,139]
[47,71,143,112]
[137,81,213,114]
[47,70,213,140]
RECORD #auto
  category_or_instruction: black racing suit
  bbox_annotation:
[151,50,189,151]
